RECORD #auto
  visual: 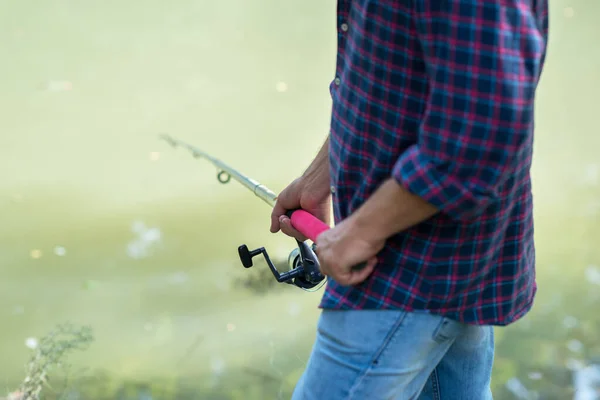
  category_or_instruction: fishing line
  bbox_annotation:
[159,133,362,292]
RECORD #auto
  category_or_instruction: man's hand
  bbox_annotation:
[270,176,331,242]
[313,178,438,286]
[271,137,332,242]
[314,216,383,286]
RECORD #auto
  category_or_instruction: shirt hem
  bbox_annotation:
[317,289,536,327]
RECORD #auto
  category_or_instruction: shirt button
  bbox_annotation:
[334,77,341,86]
[340,23,349,32]
[330,185,336,194]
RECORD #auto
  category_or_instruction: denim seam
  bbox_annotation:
[432,318,449,343]
[430,367,441,400]
[345,311,408,400]
[432,317,460,344]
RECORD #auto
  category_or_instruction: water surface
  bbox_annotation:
[1,0,599,398]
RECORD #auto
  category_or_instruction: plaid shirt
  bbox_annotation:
[320,0,549,325]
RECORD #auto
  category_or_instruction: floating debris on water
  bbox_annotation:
[585,265,600,285]
[275,81,288,92]
[564,7,575,18]
[568,339,584,353]
[53,246,66,256]
[126,220,162,259]
[527,371,543,380]
[167,271,189,285]
[226,323,236,332]
[12,306,24,315]
[30,249,42,259]
[214,275,230,292]
[288,302,301,316]
[24,337,38,349]
[505,377,530,399]
[210,356,226,376]
[563,315,579,329]
[149,151,160,161]
[573,364,600,400]
[41,80,73,92]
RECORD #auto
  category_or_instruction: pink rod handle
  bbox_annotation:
[287,209,369,271]
[288,209,330,242]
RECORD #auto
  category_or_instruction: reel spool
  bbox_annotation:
[238,239,326,291]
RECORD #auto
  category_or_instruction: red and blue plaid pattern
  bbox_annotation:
[320,0,549,325]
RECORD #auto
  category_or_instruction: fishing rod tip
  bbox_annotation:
[158,133,177,147]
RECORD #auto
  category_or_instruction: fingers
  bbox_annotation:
[344,257,377,286]
[270,200,287,233]
[271,199,305,240]
[270,180,307,240]
[279,215,308,242]
[314,252,376,287]
[270,180,300,234]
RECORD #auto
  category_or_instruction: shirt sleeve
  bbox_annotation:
[392,0,548,222]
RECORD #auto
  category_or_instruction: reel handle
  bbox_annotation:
[286,209,368,271]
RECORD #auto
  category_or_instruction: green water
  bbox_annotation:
[0,0,599,399]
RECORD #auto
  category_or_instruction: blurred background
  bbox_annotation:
[0,0,598,399]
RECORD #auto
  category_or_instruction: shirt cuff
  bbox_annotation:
[392,144,494,222]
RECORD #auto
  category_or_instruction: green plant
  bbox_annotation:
[4,323,94,400]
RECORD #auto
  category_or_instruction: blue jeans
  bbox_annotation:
[292,309,494,400]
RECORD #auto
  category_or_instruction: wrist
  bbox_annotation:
[301,168,331,199]
[301,137,331,198]
[350,202,386,243]
[350,179,406,241]
[351,177,438,242]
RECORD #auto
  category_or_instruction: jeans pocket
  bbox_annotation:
[431,317,461,344]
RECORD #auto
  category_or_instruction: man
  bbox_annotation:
[270,1,549,399]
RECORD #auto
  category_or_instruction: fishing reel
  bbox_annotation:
[238,239,326,291]
[159,134,328,291]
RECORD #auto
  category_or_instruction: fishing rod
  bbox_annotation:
[159,133,332,291]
